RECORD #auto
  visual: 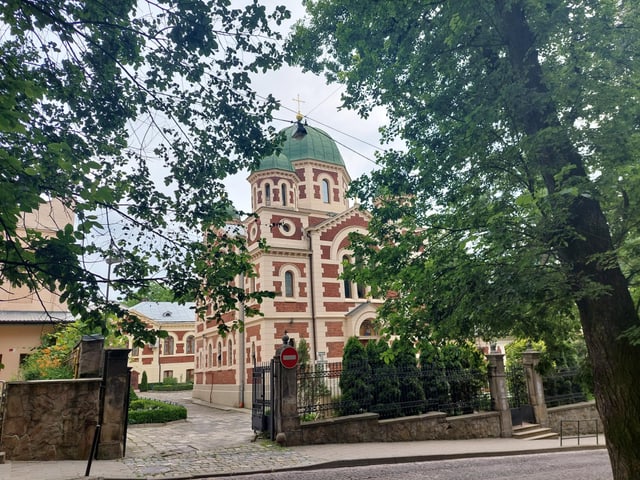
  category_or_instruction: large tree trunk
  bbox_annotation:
[500,3,640,479]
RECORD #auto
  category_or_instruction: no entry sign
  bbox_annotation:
[280,346,299,369]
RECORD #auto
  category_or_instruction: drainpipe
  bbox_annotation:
[307,231,318,361]
[238,271,245,408]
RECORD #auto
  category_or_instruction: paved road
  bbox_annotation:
[206,450,613,480]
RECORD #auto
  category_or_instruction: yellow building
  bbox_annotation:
[0,199,74,381]
[127,302,196,386]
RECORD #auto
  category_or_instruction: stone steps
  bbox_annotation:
[513,423,559,440]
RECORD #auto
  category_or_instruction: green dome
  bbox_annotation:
[253,123,345,172]
[280,124,345,166]
[255,152,295,173]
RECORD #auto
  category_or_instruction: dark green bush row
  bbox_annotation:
[146,382,194,391]
[128,398,187,424]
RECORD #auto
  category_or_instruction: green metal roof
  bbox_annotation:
[253,123,345,172]
[256,152,295,173]
[280,124,345,166]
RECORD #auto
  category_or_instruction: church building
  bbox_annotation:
[192,117,381,407]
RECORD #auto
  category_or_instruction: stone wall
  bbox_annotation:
[1,379,101,460]
[547,401,601,435]
[297,410,502,445]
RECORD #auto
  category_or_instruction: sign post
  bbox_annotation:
[280,346,299,369]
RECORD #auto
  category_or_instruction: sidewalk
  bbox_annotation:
[0,391,606,480]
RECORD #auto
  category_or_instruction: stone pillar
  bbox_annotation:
[522,349,548,427]
[273,351,302,446]
[97,348,131,459]
[75,334,104,378]
[486,351,513,438]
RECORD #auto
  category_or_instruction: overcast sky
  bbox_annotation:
[225,0,389,213]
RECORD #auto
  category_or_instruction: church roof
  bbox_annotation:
[253,123,345,173]
[128,302,196,323]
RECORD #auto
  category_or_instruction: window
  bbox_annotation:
[208,344,212,367]
[228,339,234,365]
[321,179,330,203]
[343,255,352,298]
[186,335,195,354]
[265,184,271,206]
[163,336,174,355]
[359,319,376,337]
[281,184,287,206]
[131,344,140,356]
[163,370,173,380]
[186,369,194,383]
[284,271,294,297]
[217,341,223,364]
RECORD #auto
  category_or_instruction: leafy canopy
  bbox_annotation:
[1,0,288,343]
[290,0,640,345]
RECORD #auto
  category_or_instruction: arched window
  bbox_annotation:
[208,343,212,367]
[321,179,330,203]
[281,184,287,206]
[218,341,223,364]
[163,336,174,355]
[228,339,234,365]
[186,335,195,354]
[284,271,294,297]
[265,184,271,206]
[359,319,376,337]
[343,255,353,298]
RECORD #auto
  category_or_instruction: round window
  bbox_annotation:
[278,219,295,237]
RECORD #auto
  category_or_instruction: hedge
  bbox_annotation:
[148,382,194,392]
[128,398,187,424]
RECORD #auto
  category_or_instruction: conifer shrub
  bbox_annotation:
[339,337,373,415]
[139,371,149,392]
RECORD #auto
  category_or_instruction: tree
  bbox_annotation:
[291,1,640,477]
[1,1,287,344]
[339,336,372,415]
[122,282,183,307]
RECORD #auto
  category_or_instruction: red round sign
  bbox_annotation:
[280,346,299,369]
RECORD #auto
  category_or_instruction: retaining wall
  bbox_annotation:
[297,410,502,445]
[0,379,100,460]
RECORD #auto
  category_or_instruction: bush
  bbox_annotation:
[128,398,187,424]
[150,382,194,391]
[139,371,149,392]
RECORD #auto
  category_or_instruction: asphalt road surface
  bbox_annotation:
[209,450,612,480]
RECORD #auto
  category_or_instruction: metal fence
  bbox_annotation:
[543,367,588,407]
[297,361,490,421]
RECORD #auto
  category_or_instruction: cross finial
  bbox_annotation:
[293,94,305,121]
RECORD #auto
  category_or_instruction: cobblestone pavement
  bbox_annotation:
[122,391,316,478]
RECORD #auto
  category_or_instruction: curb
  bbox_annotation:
[101,444,607,480]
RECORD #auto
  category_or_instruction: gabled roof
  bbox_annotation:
[306,204,371,233]
[0,311,75,324]
[128,302,196,323]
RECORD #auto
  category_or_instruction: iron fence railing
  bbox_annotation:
[505,363,528,409]
[297,361,490,421]
[543,367,588,407]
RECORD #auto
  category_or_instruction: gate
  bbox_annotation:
[251,360,274,440]
[506,364,534,425]
[0,381,6,440]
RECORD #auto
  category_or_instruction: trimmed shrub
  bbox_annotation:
[150,382,194,391]
[139,371,149,392]
[128,398,187,424]
[339,337,373,415]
